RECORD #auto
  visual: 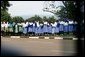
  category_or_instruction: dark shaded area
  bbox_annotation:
[1,45,32,56]
[1,48,22,56]
[74,1,84,56]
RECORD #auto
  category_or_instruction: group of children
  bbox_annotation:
[1,20,77,36]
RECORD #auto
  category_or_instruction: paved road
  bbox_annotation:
[1,38,77,56]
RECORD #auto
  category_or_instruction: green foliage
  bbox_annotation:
[1,1,12,22]
[12,16,24,23]
[1,1,11,11]
[26,15,43,23]
[48,16,56,23]
[55,1,76,20]
[1,10,12,22]
[26,15,56,23]
[43,16,48,22]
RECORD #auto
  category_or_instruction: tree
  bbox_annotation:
[48,16,56,23]
[26,15,42,23]
[12,16,24,23]
[34,15,42,22]
[1,1,12,22]
[43,1,76,20]
[55,6,67,19]
[1,10,11,22]
[55,1,76,20]
[42,16,56,23]
[43,16,48,22]
[74,1,84,56]
[1,1,11,11]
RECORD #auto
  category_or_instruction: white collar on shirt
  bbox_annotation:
[64,22,68,25]
[69,21,73,24]
[40,23,43,26]
[44,22,47,24]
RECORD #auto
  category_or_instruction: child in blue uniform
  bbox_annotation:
[35,21,39,36]
[55,21,59,35]
[12,22,16,35]
[68,20,74,34]
[38,23,43,36]
[32,22,36,36]
[37,23,41,36]
[15,23,18,36]
[1,22,5,36]
[40,23,44,36]
[59,21,64,35]
[28,22,33,35]
[4,22,9,36]
[27,22,30,35]
[64,21,69,34]
[8,22,13,36]
[73,21,77,35]
[22,22,28,36]
[43,21,48,35]
[18,22,23,36]
[51,22,56,35]
[47,23,52,35]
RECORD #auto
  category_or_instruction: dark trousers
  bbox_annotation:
[59,31,64,35]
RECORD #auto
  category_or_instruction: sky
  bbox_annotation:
[8,1,64,19]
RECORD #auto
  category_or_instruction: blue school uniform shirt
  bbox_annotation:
[35,27,37,34]
[32,23,36,33]
[43,24,48,33]
[35,22,39,34]
[23,23,27,34]
[68,21,73,32]
[37,26,41,33]
[47,25,52,33]
[15,24,18,33]
[37,24,43,34]
[23,27,27,34]
[13,22,15,26]
[41,25,44,33]
[51,23,55,34]
[64,22,68,32]
[27,23,33,32]
[8,22,13,32]
[12,22,16,32]
[55,23,59,33]
[73,22,77,32]
[59,21,64,32]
